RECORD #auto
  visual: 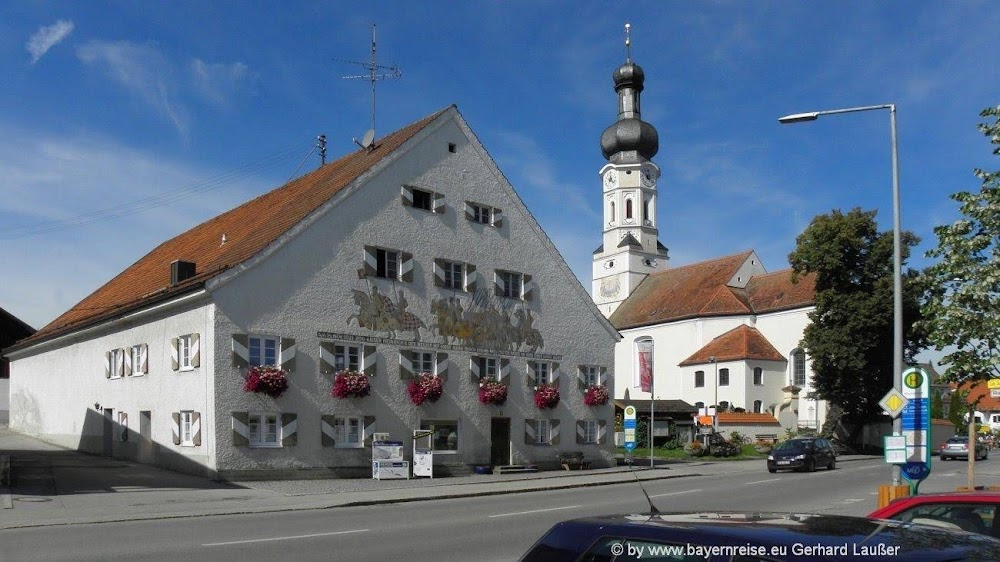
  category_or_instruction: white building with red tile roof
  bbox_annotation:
[6,107,620,478]
[592,46,825,438]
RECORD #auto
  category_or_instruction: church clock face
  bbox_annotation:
[640,165,655,187]
[600,276,621,298]
[603,171,618,189]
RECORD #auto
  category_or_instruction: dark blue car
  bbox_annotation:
[519,511,1000,561]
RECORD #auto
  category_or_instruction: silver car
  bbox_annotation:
[940,436,989,461]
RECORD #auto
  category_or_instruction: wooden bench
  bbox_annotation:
[557,451,592,470]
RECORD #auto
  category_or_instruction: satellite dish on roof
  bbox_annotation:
[353,128,376,150]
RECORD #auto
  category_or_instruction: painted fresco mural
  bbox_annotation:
[347,281,544,353]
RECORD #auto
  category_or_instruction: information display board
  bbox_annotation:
[413,430,434,478]
[372,437,409,480]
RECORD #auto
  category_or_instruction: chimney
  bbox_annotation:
[171,260,197,285]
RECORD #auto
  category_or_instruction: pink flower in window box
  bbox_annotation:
[331,370,371,399]
[407,372,444,406]
[242,365,289,399]
[583,384,610,406]
[478,379,508,406]
[534,383,560,410]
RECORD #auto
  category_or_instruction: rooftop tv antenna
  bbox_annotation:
[338,24,402,145]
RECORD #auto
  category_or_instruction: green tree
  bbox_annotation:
[789,208,923,425]
[930,390,945,420]
[921,106,1000,386]
[949,390,970,434]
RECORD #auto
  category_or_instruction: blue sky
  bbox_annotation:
[1,1,998,339]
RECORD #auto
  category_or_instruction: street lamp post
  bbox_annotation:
[779,104,903,485]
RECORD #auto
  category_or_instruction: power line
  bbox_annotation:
[0,144,314,240]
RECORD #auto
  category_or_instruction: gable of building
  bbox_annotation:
[678,324,786,366]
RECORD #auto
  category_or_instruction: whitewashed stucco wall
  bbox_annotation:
[8,298,216,472]
[613,305,824,428]
[208,115,618,476]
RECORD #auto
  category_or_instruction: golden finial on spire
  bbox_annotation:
[624,22,632,61]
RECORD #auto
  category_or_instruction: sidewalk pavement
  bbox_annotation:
[0,427,877,530]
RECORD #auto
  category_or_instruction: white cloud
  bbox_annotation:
[190,59,256,106]
[76,40,189,137]
[0,124,274,329]
[26,20,75,64]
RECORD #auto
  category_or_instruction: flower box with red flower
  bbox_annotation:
[242,365,289,399]
[408,372,444,406]
[583,384,609,406]
[534,383,560,409]
[478,379,508,406]
[331,370,371,399]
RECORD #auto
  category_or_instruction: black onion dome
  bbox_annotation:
[612,61,645,91]
[601,61,659,163]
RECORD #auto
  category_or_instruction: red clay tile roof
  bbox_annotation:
[679,325,786,366]
[19,107,451,348]
[952,381,1000,411]
[609,251,815,330]
[717,412,780,425]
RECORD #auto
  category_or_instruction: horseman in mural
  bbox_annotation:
[349,285,424,340]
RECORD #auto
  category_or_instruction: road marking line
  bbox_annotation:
[745,479,781,485]
[489,505,581,518]
[203,529,370,547]
[650,489,703,498]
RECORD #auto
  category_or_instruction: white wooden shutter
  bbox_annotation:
[469,357,481,382]
[171,412,181,445]
[280,338,296,372]
[281,413,297,446]
[363,416,376,446]
[598,420,607,444]
[599,368,608,386]
[551,363,560,386]
[524,419,536,445]
[495,272,505,298]
[399,350,414,379]
[550,419,561,445]
[232,334,249,369]
[104,351,111,379]
[522,274,534,301]
[170,338,180,371]
[190,334,200,368]
[492,207,503,228]
[115,349,125,377]
[577,421,586,445]
[577,366,587,389]
[400,252,413,282]
[499,359,510,383]
[363,345,377,377]
[192,412,202,446]
[465,263,477,292]
[432,191,445,214]
[432,259,446,288]
[231,412,249,446]
[362,246,377,278]
[321,415,337,447]
[435,352,449,380]
[124,349,133,376]
[319,341,337,373]
[400,185,414,207]
[140,343,149,374]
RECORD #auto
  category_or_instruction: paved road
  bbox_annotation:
[4,457,962,562]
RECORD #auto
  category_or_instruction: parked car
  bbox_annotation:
[766,437,836,473]
[519,511,1000,561]
[940,436,989,461]
[869,491,1000,537]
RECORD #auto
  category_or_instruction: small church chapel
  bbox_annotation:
[590,29,824,441]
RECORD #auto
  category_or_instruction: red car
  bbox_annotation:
[869,491,1000,537]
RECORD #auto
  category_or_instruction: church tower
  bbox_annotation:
[592,24,668,317]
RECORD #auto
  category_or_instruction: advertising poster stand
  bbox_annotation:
[413,430,434,478]
[372,433,409,480]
